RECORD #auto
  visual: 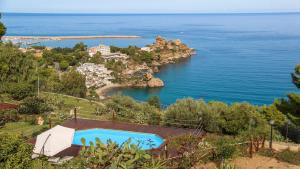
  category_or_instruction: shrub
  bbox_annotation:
[74,138,152,169]
[221,103,259,135]
[258,149,275,157]
[30,46,46,50]
[276,149,300,165]
[89,52,104,64]
[5,82,34,100]
[147,95,161,109]
[261,105,286,125]
[0,134,33,169]
[59,60,69,71]
[212,137,237,161]
[147,107,162,125]
[164,98,221,132]
[0,109,20,127]
[18,96,53,114]
[216,161,238,169]
[168,134,211,168]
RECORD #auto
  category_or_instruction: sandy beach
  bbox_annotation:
[95,84,129,99]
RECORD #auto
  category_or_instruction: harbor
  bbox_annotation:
[3,35,141,40]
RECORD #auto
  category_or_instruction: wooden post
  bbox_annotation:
[49,118,52,128]
[262,136,265,148]
[269,125,273,149]
[255,139,259,151]
[74,107,77,122]
[112,110,115,121]
[165,143,168,159]
[249,139,253,158]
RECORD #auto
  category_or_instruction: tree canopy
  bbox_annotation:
[291,64,300,89]
[0,43,35,83]
[60,70,87,98]
[0,14,6,40]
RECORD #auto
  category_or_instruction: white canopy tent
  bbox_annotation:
[33,125,75,157]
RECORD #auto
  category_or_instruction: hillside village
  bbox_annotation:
[14,36,194,97]
[76,36,195,93]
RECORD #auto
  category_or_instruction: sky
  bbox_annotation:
[0,0,300,14]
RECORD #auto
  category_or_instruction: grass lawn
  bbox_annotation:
[42,92,111,120]
[0,92,112,138]
[0,122,47,137]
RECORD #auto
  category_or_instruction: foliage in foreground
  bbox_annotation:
[0,134,33,169]
[68,137,166,169]
[259,148,300,166]
[276,149,300,165]
[215,162,238,169]
[164,98,277,136]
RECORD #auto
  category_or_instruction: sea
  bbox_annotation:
[2,13,300,106]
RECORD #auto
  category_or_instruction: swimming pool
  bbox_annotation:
[72,128,165,150]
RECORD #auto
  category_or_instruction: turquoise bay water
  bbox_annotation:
[72,128,164,150]
[2,13,300,105]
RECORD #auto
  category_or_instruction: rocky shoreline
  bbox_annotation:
[93,36,195,99]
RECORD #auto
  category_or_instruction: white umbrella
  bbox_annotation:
[33,125,75,157]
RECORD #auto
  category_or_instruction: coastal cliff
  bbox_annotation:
[112,36,194,88]
[150,36,194,64]
[73,36,194,97]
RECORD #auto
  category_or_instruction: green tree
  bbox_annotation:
[89,52,105,64]
[59,60,69,71]
[73,42,87,51]
[164,98,221,132]
[18,96,53,114]
[37,67,62,92]
[60,70,87,98]
[212,137,237,160]
[0,14,6,40]
[142,104,162,125]
[147,95,161,109]
[5,82,34,100]
[291,64,300,88]
[0,43,35,83]
[261,105,286,125]
[0,134,33,169]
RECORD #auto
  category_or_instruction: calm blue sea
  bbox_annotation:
[2,13,300,105]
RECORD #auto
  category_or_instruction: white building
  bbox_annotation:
[76,63,114,88]
[141,47,152,52]
[88,45,111,56]
[102,53,129,62]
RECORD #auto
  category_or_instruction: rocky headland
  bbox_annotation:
[76,36,195,98]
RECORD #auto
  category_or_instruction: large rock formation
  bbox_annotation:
[150,36,194,64]
[147,78,164,87]
[93,36,193,92]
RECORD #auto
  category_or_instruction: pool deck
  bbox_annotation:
[62,118,197,138]
[53,118,201,157]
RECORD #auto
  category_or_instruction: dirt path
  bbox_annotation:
[266,141,300,152]
[197,155,300,169]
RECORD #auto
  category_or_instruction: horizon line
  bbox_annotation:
[2,11,300,15]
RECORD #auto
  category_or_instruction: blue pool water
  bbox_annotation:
[72,128,164,150]
[2,13,300,105]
